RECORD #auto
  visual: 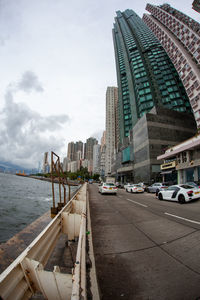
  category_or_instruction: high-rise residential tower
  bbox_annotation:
[75,141,83,159]
[113,9,192,144]
[67,142,75,161]
[100,131,106,152]
[100,131,106,179]
[143,4,200,128]
[84,137,98,161]
[67,141,83,162]
[93,144,101,174]
[105,87,118,176]
[43,152,50,173]
[192,0,200,14]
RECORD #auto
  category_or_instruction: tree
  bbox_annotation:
[92,173,100,181]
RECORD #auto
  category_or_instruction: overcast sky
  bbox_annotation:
[0,0,199,168]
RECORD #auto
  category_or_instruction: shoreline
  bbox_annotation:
[16,174,81,186]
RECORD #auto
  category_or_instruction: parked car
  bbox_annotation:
[115,181,124,189]
[157,184,200,203]
[116,182,124,188]
[137,182,147,190]
[124,183,133,190]
[127,184,144,193]
[125,184,136,192]
[147,182,168,193]
[185,182,200,188]
[98,183,118,195]
[119,183,124,188]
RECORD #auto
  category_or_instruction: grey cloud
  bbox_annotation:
[18,71,44,93]
[0,87,70,168]
[0,35,9,46]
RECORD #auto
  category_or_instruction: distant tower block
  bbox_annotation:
[43,152,50,173]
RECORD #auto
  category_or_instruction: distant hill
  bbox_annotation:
[0,161,38,174]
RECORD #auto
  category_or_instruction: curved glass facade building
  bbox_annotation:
[112,9,192,144]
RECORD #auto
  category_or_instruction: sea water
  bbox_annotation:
[0,173,77,243]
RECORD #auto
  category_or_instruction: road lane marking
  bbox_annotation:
[165,212,200,225]
[127,199,148,207]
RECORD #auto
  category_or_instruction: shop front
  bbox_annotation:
[160,160,177,184]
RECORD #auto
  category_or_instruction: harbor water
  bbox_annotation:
[0,173,77,244]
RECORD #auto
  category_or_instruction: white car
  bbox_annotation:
[126,184,144,193]
[124,183,133,191]
[131,184,144,193]
[125,184,135,192]
[157,184,200,204]
[99,183,118,195]
[138,182,147,190]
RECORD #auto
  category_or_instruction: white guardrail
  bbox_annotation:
[0,183,88,300]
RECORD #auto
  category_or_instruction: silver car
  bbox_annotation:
[147,182,168,193]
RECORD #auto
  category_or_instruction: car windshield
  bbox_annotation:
[166,186,178,191]
[105,183,115,186]
[134,184,142,187]
[186,182,198,187]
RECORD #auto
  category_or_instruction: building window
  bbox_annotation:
[146,94,152,100]
[139,90,145,95]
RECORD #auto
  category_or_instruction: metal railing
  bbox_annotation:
[0,183,87,300]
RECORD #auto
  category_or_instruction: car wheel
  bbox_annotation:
[158,193,163,200]
[178,194,185,204]
[147,188,150,193]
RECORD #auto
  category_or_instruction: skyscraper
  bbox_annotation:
[75,141,83,159]
[112,9,192,144]
[93,144,101,174]
[100,131,106,179]
[193,0,200,13]
[84,137,98,161]
[67,142,75,161]
[67,141,83,162]
[143,3,200,128]
[100,131,106,152]
[43,152,50,173]
[105,87,118,176]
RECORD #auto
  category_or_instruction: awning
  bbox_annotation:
[160,170,173,175]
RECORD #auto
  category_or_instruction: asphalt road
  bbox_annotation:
[89,183,200,300]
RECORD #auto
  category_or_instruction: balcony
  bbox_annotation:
[184,81,190,88]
